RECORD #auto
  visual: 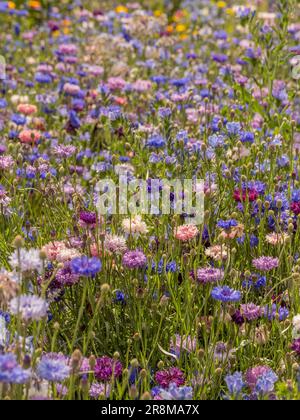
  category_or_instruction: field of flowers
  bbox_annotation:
[0,0,300,401]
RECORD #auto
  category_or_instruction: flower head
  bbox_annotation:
[37,355,71,382]
[9,295,49,321]
[70,256,102,277]
[211,286,241,303]
[94,357,122,382]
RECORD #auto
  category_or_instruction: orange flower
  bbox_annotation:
[28,0,41,9]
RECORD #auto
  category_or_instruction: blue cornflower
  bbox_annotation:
[68,110,81,129]
[35,73,52,84]
[217,219,238,230]
[114,290,126,305]
[240,131,254,143]
[158,107,172,118]
[226,122,241,136]
[37,356,71,382]
[255,370,278,395]
[0,99,7,109]
[211,286,242,303]
[11,113,26,126]
[292,189,300,203]
[146,135,166,148]
[254,276,267,289]
[0,354,31,384]
[225,372,245,396]
[70,256,102,277]
[208,134,226,148]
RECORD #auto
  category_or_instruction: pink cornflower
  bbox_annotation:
[174,224,199,242]
[107,77,126,91]
[17,104,37,115]
[265,232,290,245]
[155,367,185,389]
[58,44,78,55]
[132,80,152,92]
[252,256,279,271]
[19,129,41,144]
[63,83,81,96]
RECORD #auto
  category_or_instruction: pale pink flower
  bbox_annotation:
[205,245,228,261]
[19,129,41,144]
[17,104,37,115]
[174,224,199,242]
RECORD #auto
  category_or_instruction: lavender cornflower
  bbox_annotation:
[37,355,71,382]
[122,250,147,269]
[252,257,279,271]
[195,267,224,284]
[70,256,102,277]
[0,354,31,384]
[158,383,193,400]
[225,372,245,397]
[211,286,241,303]
[240,303,263,321]
[9,295,49,321]
[255,370,278,395]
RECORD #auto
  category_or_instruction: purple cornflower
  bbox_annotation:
[155,367,185,389]
[240,303,263,321]
[94,357,123,382]
[0,354,31,384]
[122,250,147,269]
[55,262,80,287]
[79,211,97,226]
[252,257,279,271]
[291,338,300,355]
[211,286,241,303]
[70,256,102,277]
[231,310,245,326]
[37,355,71,382]
[195,267,224,284]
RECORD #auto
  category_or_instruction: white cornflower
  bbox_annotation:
[9,249,44,274]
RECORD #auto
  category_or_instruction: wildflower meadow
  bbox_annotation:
[0,0,300,403]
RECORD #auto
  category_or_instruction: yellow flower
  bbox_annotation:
[28,1,41,9]
[217,1,227,8]
[52,30,60,38]
[226,8,235,16]
[154,10,163,17]
[176,24,187,33]
[166,25,174,34]
[115,5,128,14]
[180,34,188,41]
[8,1,16,9]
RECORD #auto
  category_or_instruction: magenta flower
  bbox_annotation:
[94,357,122,382]
[155,367,185,389]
